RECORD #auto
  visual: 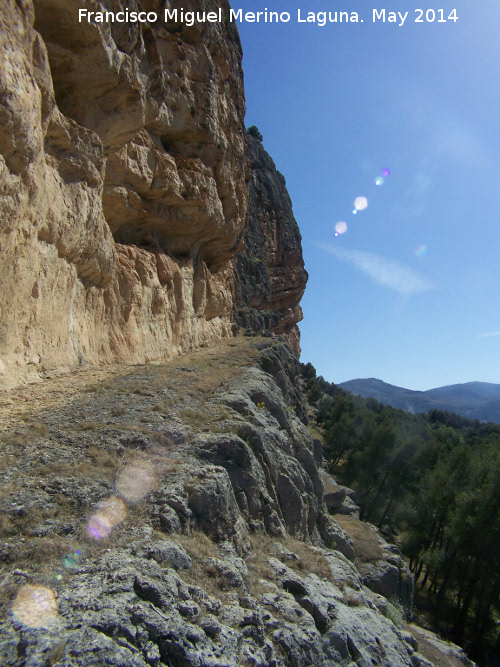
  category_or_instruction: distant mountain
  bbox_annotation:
[338,379,500,424]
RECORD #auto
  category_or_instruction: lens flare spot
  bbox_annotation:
[374,176,384,186]
[12,585,58,628]
[117,461,155,503]
[62,549,83,569]
[381,168,391,177]
[415,244,428,257]
[354,196,368,212]
[335,221,348,235]
[87,497,126,540]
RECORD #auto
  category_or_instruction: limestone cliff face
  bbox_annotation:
[0,0,248,388]
[234,136,308,355]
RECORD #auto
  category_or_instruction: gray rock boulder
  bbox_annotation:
[358,529,414,613]
[323,486,346,511]
[336,495,360,518]
[128,539,192,571]
[184,466,251,555]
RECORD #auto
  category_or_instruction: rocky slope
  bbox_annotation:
[1,0,250,389]
[0,338,474,666]
[234,136,308,355]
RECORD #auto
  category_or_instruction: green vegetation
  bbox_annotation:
[247,125,263,142]
[301,362,500,665]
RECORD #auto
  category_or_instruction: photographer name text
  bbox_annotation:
[78,8,459,27]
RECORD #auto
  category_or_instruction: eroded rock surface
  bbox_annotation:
[0,0,248,388]
[0,338,471,666]
[0,544,422,667]
[234,135,308,355]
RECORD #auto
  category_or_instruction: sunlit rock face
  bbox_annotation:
[0,0,248,387]
[234,136,308,356]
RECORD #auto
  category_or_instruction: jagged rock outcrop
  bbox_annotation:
[0,338,469,666]
[0,543,431,667]
[0,0,248,389]
[234,135,308,355]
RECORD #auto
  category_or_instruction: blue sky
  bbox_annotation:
[236,0,500,390]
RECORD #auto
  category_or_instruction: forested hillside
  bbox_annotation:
[302,362,500,665]
[339,378,500,424]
